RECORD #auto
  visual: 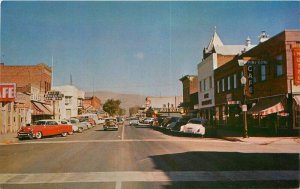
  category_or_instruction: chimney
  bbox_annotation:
[259,31,269,43]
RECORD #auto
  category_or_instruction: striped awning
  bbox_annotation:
[32,102,52,115]
[248,97,285,116]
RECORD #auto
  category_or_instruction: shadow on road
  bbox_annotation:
[147,151,299,188]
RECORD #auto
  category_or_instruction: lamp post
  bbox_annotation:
[240,76,248,138]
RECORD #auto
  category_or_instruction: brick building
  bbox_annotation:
[214,30,300,134]
[179,75,198,115]
[83,96,101,113]
[0,63,53,133]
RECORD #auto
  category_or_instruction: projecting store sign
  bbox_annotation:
[293,48,300,85]
[44,91,64,101]
[247,66,254,94]
[0,83,16,102]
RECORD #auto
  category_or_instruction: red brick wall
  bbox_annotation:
[0,63,52,94]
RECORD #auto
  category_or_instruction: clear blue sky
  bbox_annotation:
[1,1,299,96]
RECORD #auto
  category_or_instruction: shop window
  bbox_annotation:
[199,81,202,92]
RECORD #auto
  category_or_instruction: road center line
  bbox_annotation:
[0,171,298,184]
[121,125,125,141]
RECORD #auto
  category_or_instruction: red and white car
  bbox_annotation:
[17,120,73,140]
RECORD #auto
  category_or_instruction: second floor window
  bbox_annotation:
[227,76,231,91]
[261,65,266,81]
[222,78,225,92]
[217,81,220,93]
[276,54,283,77]
[65,96,72,105]
[233,74,237,89]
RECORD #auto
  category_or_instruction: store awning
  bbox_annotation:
[248,97,284,116]
[32,102,52,115]
[293,95,300,105]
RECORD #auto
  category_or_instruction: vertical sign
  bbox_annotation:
[247,66,254,94]
[293,48,300,85]
[0,83,16,102]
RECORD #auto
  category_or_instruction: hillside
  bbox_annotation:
[86,91,146,112]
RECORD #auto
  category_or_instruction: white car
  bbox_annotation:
[97,118,105,125]
[129,118,139,126]
[143,117,154,124]
[180,118,207,136]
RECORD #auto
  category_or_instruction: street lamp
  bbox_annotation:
[240,76,248,138]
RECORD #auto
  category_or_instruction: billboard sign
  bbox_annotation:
[0,83,16,102]
[293,48,300,85]
[44,91,64,101]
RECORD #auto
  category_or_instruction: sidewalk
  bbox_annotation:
[0,132,19,144]
[222,136,300,145]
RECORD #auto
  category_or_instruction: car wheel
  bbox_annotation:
[61,132,67,137]
[78,127,83,133]
[68,131,74,135]
[36,132,43,139]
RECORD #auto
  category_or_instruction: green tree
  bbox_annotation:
[103,99,121,116]
[129,106,140,116]
[118,108,126,116]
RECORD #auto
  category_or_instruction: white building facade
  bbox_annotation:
[197,31,255,122]
[52,85,85,119]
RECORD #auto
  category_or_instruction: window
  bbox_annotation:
[217,81,220,93]
[233,74,237,89]
[227,76,231,90]
[65,96,72,105]
[199,81,202,92]
[261,65,266,81]
[203,79,206,91]
[276,55,283,76]
[222,78,225,92]
[209,76,212,89]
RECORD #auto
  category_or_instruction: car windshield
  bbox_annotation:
[188,119,206,125]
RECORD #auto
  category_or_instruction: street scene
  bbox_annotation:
[1,1,300,189]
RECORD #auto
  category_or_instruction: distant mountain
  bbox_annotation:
[86,91,146,111]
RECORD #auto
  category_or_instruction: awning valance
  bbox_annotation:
[248,97,285,116]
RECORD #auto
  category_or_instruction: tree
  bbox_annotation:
[129,106,140,116]
[118,108,126,116]
[103,99,121,116]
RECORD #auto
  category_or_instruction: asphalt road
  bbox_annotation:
[0,122,299,189]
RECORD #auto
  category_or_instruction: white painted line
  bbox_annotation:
[115,181,122,189]
[0,138,235,145]
[121,125,125,141]
[0,171,298,184]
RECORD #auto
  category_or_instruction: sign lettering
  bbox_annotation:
[293,48,300,85]
[0,83,16,102]
[247,65,254,94]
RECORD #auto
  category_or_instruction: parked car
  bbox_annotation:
[67,118,89,133]
[78,117,94,128]
[97,118,105,125]
[129,117,139,126]
[103,118,119,131]
[143,117,154,125]
[161,117,181,129]
[169,117,191,132]
[180,118,207,136]
[17,120,72,140]
[57,120,75,134]
[165,117,181,130]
